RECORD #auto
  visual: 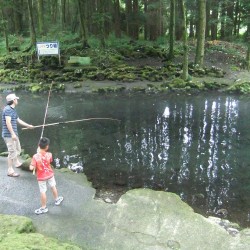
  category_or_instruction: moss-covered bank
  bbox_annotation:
[0,42,249,94]
[0,214,82,249]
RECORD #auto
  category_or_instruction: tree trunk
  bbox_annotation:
[247,42,250,71]
[37,0,44,35]
[114,0,121,38]
[180,0,188,80]
[205,0,210,38]
[246,22,250,70]
[225,1,234,39]
[126,0,133,37]
[189,15,195,38]
[27,0,36,47]
[233,0,240,36]
[148,0,159,41]
[168,0,175,59]
[175,0,183,40]
[61,0,66,29]
[220,1,226,39]
[99,0,106,48]
[1,6,9,53]
[77,0,89,48]
[132,0,139,39]
[13,0,23,34]
[144,0,148,40]
[211,0,218,40]
[51,0,58,23]
[195,0,206,66]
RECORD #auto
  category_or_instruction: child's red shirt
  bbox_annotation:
[31,151,54,181]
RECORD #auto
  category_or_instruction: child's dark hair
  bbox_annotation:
[39,137,50,149]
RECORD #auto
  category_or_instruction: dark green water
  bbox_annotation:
[1,91,250,227]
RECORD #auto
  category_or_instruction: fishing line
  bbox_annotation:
[40,82,53,138]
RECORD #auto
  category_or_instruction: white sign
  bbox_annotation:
[36,42,59,56]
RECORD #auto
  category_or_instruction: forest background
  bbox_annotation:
[0,0,250,93]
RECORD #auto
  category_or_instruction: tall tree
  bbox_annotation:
[114,0,121,38]
[225,0,234,39]
[247,24,250,70]
[144,0,149,40]
[37,0,44,35]
[0,1,9,53]
[242,0,250,70]
[99,0,106,48]
[180,0,188,80]
[175,0,183,40]
[168,0,175,59]
[13,0,23,34]
[27,0,36,47]
[195,0,206,66]
[61,0,66,29]
[220,0,226,39]
[210,0,219,40]
[77,0,89,48]
[233,0,241,36]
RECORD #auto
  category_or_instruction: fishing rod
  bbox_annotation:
[40,82,53,138]
[33,81,53,175]
[22,117,121,130]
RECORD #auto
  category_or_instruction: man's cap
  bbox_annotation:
[6,93,19,102]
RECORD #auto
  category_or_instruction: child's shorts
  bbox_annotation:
[38,176,56,193]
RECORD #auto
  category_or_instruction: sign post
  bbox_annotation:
[36,41,61,65]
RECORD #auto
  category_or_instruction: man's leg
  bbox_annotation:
[4,138,16,175]
[7,156,14,174]
[13,138,22,167]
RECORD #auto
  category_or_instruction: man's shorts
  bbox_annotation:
[4,137,21,159]
[38,176,56,193]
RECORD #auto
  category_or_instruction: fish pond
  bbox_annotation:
[1,91,250,228]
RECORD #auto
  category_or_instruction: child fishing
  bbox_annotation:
[30,137,63,215]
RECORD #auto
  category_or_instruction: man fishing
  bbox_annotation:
[2,93,33,177]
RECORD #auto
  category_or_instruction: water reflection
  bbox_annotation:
[0,92,250,227]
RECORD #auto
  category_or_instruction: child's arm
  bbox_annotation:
[29,164,35,171]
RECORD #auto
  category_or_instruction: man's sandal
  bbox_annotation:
[7,172,20,177]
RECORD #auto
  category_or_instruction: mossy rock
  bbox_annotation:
[169,78,187,89]
[187,81,205,90]
[0,212,82,249]
[0,214,35,234]
[203,81,222,90]
[29,84,42,93]
[0,233,82,250]
[73,83,82,88]
[20,158,32,171]
[227,81,250,94]
[0,151,8,157]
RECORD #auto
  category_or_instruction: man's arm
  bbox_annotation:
[17,118,33,128]
[6,116,17,140]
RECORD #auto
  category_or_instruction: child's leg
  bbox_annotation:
[35,181,49,214]
[48,176,64,205]
[51,186,58,200]
[38,181,47,208]
[48,176,58,199]
[40,192,47,208]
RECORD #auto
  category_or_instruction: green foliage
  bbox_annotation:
[227,81,250,94]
